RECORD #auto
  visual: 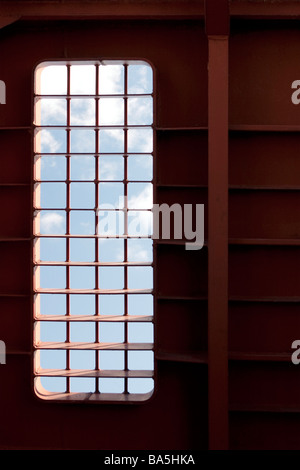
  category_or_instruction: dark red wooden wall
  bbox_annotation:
[1,0,300,450]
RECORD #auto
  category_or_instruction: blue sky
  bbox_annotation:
[34,62,154,396]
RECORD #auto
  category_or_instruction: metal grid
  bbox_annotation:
[33,60,154,402]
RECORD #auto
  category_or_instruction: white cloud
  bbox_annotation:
[128,184,153,209]
[40,212,64,233]
[39,129,62,153]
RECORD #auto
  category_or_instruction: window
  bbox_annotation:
[33,61,155,402]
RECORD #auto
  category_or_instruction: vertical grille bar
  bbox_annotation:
[95,63,100,393]
[124,64,129,394]
[66,64,71,393]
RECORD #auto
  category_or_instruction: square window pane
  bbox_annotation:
[40,237,66,262]
[70,129,95,153]
[71,182,95,209]
[39,65,67,95]
[40,182,66,209]
[99,351,124,370]
[70,294,95,315]
[128,128,153,153]
[99,322,124,342]
[70,98,95,125]
[70,322,95,342]
[99,98,124,125]
[40,377,66,393]
[70,378,96,393]
[128,64,153,94]
[70,155,95,180]
[99,267,124,290]
[70,65,96,95]
[39,211,66,235]
[39,98,67,126]
[98,238,124,262]
[70,350,95,370]
[38,129,66,154]
[99,378,124,393]
[40,156,66,181]
[128,266,153,290]
[39,321,66,342]
[97,210,124,237]
[70,210,95,235]
[128,97,153,125]
[99,182,124,208]
[70,238,95,262]
[128,351,154,371]
[70,266,95,289]
[40,350,66,370]
[127,210,153,237]
[128,378,154,394]
[128,155,152,181]
[99,155,123,181]
[40,266,66,289]
[128,183,153,209]
[128,323,153,342]
[128,294,153,316]
[98,65,124,95]
[39,294,66,315]
[99,129,124,153]
[99,295,124,316]
[127,239,153,262]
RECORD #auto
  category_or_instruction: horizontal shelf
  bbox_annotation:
[156,351,293,365]
[0,238,31,242]
[156,351,208,364]
[0,183,30,187]
[229,185,300,191]
[229,352,292,363]
[229,238,300,246]
[157,295,207,301]
[229,404,300,414]
[229,296,300,303]
[35,368,154,378]
[35,342,154,351]
[229,124,300,132]
[156,127,208,131]
[34,314,153,322]
[155,239,207,247]
[35,288,153,295]
[0,126,31,131]
[157,183,207,189]
[0,293,30,298]
[35,261,153,267]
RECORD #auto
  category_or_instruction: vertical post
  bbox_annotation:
[205,0,230,450]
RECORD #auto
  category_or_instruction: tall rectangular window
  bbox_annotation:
[33,61,154,402]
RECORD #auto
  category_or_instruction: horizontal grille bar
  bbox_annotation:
[34,125,153,130]
[34,315,153,322]
[35,342,154,350]
[35,93,153,99]
[35,261,153,267]
[34,207,152,211]
[35,288,153,295]
[35,234,153,239]
[35,369,154,378]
